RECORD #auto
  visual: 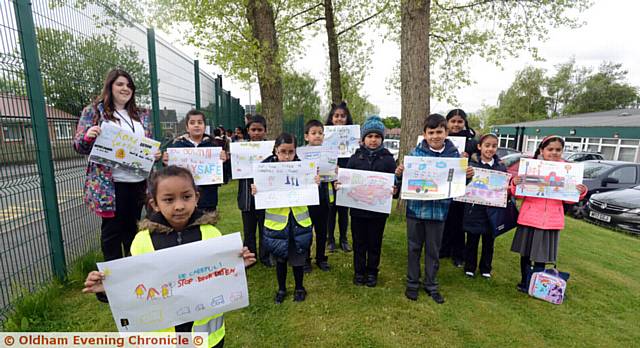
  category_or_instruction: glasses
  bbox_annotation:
[277,150,295,157]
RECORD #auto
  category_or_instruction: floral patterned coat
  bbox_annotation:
[73,103,152,217]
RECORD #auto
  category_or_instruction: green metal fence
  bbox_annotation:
[0,0,245,318]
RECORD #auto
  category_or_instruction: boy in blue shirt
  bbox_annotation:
[396,114,473,304]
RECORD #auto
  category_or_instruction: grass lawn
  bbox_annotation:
[6,183,639,347]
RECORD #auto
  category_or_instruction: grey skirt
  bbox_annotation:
[510,226,559,263]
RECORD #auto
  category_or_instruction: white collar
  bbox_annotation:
[481,158,494,166]
[429,146,445,153]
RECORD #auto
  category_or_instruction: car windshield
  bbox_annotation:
[582,162,613,179]
[501,154,522,167]
[384,141,399,150]
[562,153,575,160]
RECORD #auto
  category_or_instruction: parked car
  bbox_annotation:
[497,147,521,158]
[586,186,640,234]
[562,151,604,162]
[501,153,528,177]
[383,139,400,161]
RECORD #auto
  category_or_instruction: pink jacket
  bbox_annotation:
[510,180,586,230]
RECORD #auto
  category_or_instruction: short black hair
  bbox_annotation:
[247,114,267,130]
[304,119,324,134]
[423,113,447,131]
[185,109,206,126]
[148,165,197,202]
[273,132,297,155]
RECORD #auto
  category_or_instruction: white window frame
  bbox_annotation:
[2,124,23,142]
[53,123,73,140]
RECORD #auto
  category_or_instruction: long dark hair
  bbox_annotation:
[446,108,476,137]
[534,135,565,160]
[94,69,140,123]
[325,101,353,125]
[272,132,297,156]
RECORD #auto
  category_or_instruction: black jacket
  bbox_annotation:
[462,152,508,234]
[345,145,397,219]
[449,129,478,157]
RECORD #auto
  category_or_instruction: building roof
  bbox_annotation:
[0,93,76,119]
[159,108,177,123]
[496,109,640,128]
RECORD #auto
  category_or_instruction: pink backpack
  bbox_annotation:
[528,269,567,305]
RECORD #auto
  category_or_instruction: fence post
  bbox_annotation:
[194,60,201,110]
[214,75,222,127]
[146,28,162,141]
[14,0,66,279]
[225,91,231,130]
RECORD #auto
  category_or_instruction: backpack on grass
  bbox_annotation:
[528,268,568,305]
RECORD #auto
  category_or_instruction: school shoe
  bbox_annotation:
[327,241,336,253]
[516,283,528,293]
[453,259,464,268]
[340,241,352,252]
[303,261,312,274]
[405,288,418,301]
[425,289,445,304]
[274,290,287,304]
[316,261,330,272]
[353,274,366,286]
[465,271,475,278]
[481,273,492,279]
[293,288,307,302]
[365,275,377,288]
[96,292,108,303]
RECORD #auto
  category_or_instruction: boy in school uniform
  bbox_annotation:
[396,113,473,304]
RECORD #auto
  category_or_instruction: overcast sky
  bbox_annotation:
[170,0,640,119]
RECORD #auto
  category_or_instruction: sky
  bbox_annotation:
[165,0,640,119]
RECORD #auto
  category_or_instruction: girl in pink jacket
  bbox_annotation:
[510,136,587,293]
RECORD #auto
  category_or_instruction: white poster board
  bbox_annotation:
[416,135,466,155]
[230,141,275,179]
[401,156,468,200]
[167,147,224,185]
[253,161,319,209]
[324,125,361,158]
[89,122,160,177]
[454,167,511,207]
[516,158,584,202]
[98,232,249,332]
[296,146,339,182]
[336,169,395,214]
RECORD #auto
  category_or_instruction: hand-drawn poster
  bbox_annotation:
[516,158,584,202]
[324,125,361,158]
[401,156,468,200]
[98,232,249,332]
[89,122,160,177]
[296,146,339,182]
[335,169,395,214]
[416,135,466,155]
[167,147,223,185]
[253,161,319,209]
[454,168,511,207]
[230,141,275,179]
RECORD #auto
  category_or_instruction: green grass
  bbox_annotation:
[5,183,639,347]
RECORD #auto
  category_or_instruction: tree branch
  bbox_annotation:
[337,2,389,37]
[286,2,324,21]
[285,17,326,33]
[434,0,506,11]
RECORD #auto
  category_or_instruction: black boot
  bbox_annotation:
[340,241,352,252]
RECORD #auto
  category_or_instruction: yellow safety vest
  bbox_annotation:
[264,206,312,231]
[328,182,335,204]
[130,224,225,348]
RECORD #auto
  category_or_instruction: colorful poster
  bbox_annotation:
[98,232,249,332]
[335,168,395,214]
[401,156,468,200]
[89,122,160,177]
[516,158,584,202]
[167,147,223,185]
[230,141,275,179]
[296,146,339,182]
[454,167,511,207]
[324,125,361,158]
[253,161,319,209]
[417,135,466,155]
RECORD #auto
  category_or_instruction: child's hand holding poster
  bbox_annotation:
[454,167,511,207]
[89,122,160,177]
[401,156,468,200]
[296,146,339,182]
[516,158,584,202]
[230,141,275,179]
[324,125,360,158]
[98,232,249,332]
[167,147,224,185]
[253,161,320,209]
[336,168,395,214]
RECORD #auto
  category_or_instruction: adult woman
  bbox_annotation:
[74,69,158,279]
[324,101,354,253]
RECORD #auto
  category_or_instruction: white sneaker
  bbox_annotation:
[465,271,475,277]
[481,273,491,278]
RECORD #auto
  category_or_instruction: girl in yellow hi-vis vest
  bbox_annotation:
[251,133,320,304]
[83,166,256,348]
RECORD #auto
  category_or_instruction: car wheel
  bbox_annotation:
[569,199,587,219]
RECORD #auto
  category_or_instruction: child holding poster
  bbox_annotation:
[163,109,227,212]
[396,114,474,303]
[510,136,587,293]
[336,116,397,288]
[251,133,319,304]
[462,133,507,279]
[83,165,256,348]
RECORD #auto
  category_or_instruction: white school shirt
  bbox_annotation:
[105,109,146,183]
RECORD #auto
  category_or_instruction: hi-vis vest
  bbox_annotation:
[328,182,335,204]
[265,206,312,230]
[130,224,224,348]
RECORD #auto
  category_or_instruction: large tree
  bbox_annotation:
[282,70,321,122]
[495,66,548,124]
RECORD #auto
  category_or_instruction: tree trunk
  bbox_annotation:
[397,0,430,211]
[246,0,283,139]
[324,0,342,104]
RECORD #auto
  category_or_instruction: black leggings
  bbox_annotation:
[100,181,145,261]
[520,256,545,285]
[276,261,304,291]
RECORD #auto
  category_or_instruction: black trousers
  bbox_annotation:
[308,204,329,263]
[406,218,444,292]
[328,204,349,244]
[241,210,269,263]
[464,231,495,274]
[351,216,386,277]
[100,181,146,261]
[441,201,465,261]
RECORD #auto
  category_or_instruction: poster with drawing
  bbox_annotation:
[454,168,511,207]
[401,156,468,200]
[89,122,160,177]
[516,158,584,202]
[416,135,466,155]
[98,232,249,332]
[336,169,395,214]
[230,141,275,179]
[167,147,224,185]
[296,146,339,182]
[253,161,319,209]
[324,125,361,158]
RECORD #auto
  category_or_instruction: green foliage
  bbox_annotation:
[494,66,548,124]
[335,71,380,124]
[282,70,321,122]
[382,116,401,129]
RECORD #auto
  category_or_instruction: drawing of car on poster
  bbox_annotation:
[347,184,389,205]
[407,179,438,193]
